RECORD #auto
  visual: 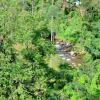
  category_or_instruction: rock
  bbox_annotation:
[70,51,74,56]
[59,54,65,57]
[66,58,71,61]
[65,42,71,47]
[62,57,66,60]
[78,64,81,66]
[63,47,72,52]
[72,63,76,66]
[55,44,61,50]
[56,42,60,44]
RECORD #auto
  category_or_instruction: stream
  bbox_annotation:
[55,41,83,67]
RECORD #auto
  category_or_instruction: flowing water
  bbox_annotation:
[55,41,83,67]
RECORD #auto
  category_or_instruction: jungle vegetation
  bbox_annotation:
[0,0,100,100]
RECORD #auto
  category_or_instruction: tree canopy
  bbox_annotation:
[0,0,100,100]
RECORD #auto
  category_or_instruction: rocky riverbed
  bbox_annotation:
[55,41,83,67]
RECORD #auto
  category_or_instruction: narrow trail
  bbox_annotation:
[55,41,83,67]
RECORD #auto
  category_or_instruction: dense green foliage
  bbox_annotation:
[0,0,100,100]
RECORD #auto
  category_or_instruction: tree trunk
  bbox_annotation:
[51,16,54,41]
[32,0,34,15]
[51,0,54,41]
[62,0,66,12]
